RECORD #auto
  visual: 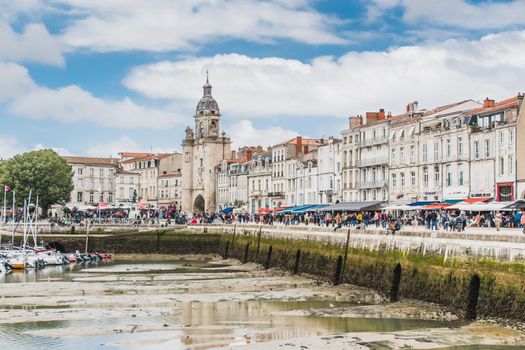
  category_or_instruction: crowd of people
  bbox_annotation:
[184,208,525,234]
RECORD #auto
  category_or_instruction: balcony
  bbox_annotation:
[268,192,285,198]
[357,157,388,167]
[250,190,267,197]
[356,180,387,189]
[358,137,388,147]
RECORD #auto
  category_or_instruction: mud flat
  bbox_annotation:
[0,255,523,350]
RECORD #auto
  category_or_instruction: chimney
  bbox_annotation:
[378,108,385,120]
[406,103,410,113]
[484,97,495,108]
[296,136,303,155]
[231,150,237,160]
[387,111,392,118]
[246,150,253,161]
[349,116,363,128]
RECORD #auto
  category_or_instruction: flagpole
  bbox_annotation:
[2,186,6,224]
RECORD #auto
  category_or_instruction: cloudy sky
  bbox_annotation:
[1,0,524,158]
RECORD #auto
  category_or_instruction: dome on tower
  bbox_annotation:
[196,74,220,115]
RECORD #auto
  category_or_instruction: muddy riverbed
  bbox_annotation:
[0,254,523,349]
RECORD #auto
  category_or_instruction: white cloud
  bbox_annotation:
[229,120,298,149]
[0,62,184,129]
[0,135,25,160]
[0,22,64,66]
[33,144,72,156]
[84,136,178,157]
[368,0,525,30]
[55,0,345,52]
[124,30,525,119]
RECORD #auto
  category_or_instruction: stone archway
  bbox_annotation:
[193,195,205,213]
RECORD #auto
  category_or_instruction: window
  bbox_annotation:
[422,143,428,162]
[108,193,113,203]
[446,139,451,158]
[458,164,464,186]
[100,168,104,176]
[77,168,83,175]
[410,145,415,163]
[474,141,480,159]
[457,137,463,156]
[499,131,504,144]
[89,192,94,203]
[400,172,405,187]
[434,166,440,183]
[89,168,94,176]
[411,171,416,186]
[423,167,429,187]
[434,141,439,161]
[399,147,404,164]
[484,139,490,158]
[391,148,396,165]
[99,193,104,202]
[500,157,505,176]
[446,165,452,187]
[392,173,397,188]
[509,155,514,174]
[77,192,83,202]
[510,129,515,144]
[109,179,113,188]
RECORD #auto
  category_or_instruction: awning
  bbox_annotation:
[408,201,437,207]
[291,204,327,214]
[443,199,464,204]
[278,205,313,214]
[423,203,453,209]
[221,207,235,214]
[503,200,525,210]
[463,197,492,204]
[304,204,329,212]
[320,201,383,212]
[273,206,291,212]
[257,207,273,213]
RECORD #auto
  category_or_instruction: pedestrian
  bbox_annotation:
[495,211,502,231]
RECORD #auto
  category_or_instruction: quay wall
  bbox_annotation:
[38,228,525,322]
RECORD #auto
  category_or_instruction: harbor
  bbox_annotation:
[1,255,524,350]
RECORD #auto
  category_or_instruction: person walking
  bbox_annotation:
[495,211,502,232]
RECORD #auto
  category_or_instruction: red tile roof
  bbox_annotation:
[121,153,176,164]
[118,152,153,158]
[466,96,518,116]
[63,156,118,166]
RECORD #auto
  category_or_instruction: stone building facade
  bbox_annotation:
[64,156,118,208]
[181,77,232,213]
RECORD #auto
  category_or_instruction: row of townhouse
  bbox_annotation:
[64,152,183,209]
[341,93,525,204]
[215,137,342,214]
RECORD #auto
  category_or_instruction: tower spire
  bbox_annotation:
[203,70,212,97]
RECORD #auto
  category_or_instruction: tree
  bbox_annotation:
[0,149,73,216]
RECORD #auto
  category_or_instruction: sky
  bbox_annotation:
[1,0,525,158]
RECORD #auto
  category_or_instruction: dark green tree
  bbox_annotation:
[0,149,73,216]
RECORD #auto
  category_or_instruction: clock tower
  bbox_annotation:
[181,75,232,213]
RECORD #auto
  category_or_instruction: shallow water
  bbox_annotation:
[0,260,518,350]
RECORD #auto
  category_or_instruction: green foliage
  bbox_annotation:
[0,149,73,214]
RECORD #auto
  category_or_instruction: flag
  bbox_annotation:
[4,186,10,191]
